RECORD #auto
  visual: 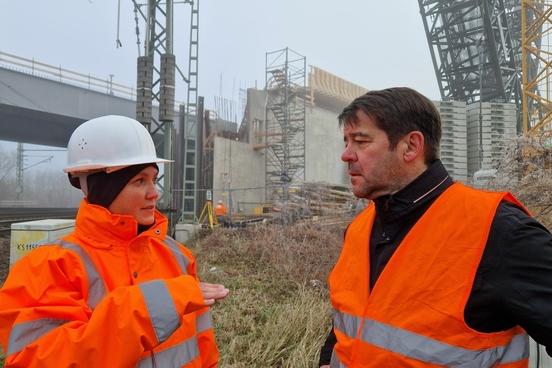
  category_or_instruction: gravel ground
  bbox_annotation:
[0,234,9,286]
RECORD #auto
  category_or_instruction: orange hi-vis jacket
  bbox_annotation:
[329,183,530,368]
[214,204,227,217]
[0,200,218,367]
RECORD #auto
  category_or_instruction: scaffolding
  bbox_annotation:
[264,48,306,202]
[419,0,523,129]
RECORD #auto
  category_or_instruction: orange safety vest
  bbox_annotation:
[329,183,529,367]
[0,200,218,367]
[215,204,227,217]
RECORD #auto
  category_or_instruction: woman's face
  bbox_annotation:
[108,165,159,225]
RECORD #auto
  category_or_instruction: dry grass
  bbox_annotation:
[195,222,344,286]
[191,221,345,367]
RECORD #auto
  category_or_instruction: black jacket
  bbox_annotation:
[319,160,552,365]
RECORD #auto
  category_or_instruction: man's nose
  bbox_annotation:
[341,144,357,163]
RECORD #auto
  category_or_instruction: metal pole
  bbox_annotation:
[163,0,174,228]
[16,143,23,201]
[479,35,485,171]
[521,0,529,134]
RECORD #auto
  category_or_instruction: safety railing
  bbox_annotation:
[0,50,136,100]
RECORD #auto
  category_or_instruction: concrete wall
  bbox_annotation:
[305,105,348,186]
[212,136,265,214]
[240,88,267,145]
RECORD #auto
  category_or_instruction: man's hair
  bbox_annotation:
[338,87,441,163]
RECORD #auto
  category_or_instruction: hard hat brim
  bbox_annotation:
[64,157,172,174]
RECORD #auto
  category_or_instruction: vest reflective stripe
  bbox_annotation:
[330,349,346,368]
[137,335,200,368]
[360,318,528,366]
[138,280,180,343]
[56,240,107,308]
[7,318,68,356]
[196,311,213,333]
[332,309,360,339]
[164,236,190,274]
[502,334,531,363]
[333,310,529,367]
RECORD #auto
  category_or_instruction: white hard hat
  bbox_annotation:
[64,115,171,174]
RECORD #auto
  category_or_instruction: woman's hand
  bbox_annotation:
[200,282,229,305]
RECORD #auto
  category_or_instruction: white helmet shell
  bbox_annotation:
[64,115,172,174]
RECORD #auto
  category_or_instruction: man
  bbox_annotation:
[319,88,552,367]
[215,200,228,217]
[214,200,228,225]
[0,115,228,367]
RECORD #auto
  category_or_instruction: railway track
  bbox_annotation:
[0,208,77,232]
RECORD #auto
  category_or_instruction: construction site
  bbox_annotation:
[2,0,552,367]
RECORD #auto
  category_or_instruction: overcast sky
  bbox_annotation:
[1,0,440,103]
[0,0,441,171]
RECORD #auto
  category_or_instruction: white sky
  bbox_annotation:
[1,0,440,103]
[0,0,441,171]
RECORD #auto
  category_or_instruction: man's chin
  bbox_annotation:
[351,186,367,199]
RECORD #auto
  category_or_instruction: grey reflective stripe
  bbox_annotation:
[56,240,107,308]
[137,335,199,368]
[164,236,190,274]
[196,311,213,333]
[7,318,68,355]
[139,280,180,343]
[500,334,530,364]
[330,349,346,368]
[359,318,529,367]
[332,309,360,338]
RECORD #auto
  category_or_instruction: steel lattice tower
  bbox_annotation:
[419,0,523,129]
[133,0,199,224]
[264,48,306,202]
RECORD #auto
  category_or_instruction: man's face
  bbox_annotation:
[108,165,159,225]
[341,110,404,199]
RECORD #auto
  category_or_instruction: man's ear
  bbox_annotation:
[401,131,425,163]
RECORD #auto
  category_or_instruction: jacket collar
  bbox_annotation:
[74,199,168,247]
[373,160,453,222]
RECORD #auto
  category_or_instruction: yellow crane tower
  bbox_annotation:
[522,0,552,138]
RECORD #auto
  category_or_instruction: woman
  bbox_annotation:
[0,115,228,367]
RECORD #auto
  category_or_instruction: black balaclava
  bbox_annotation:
[85,163,158,208]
